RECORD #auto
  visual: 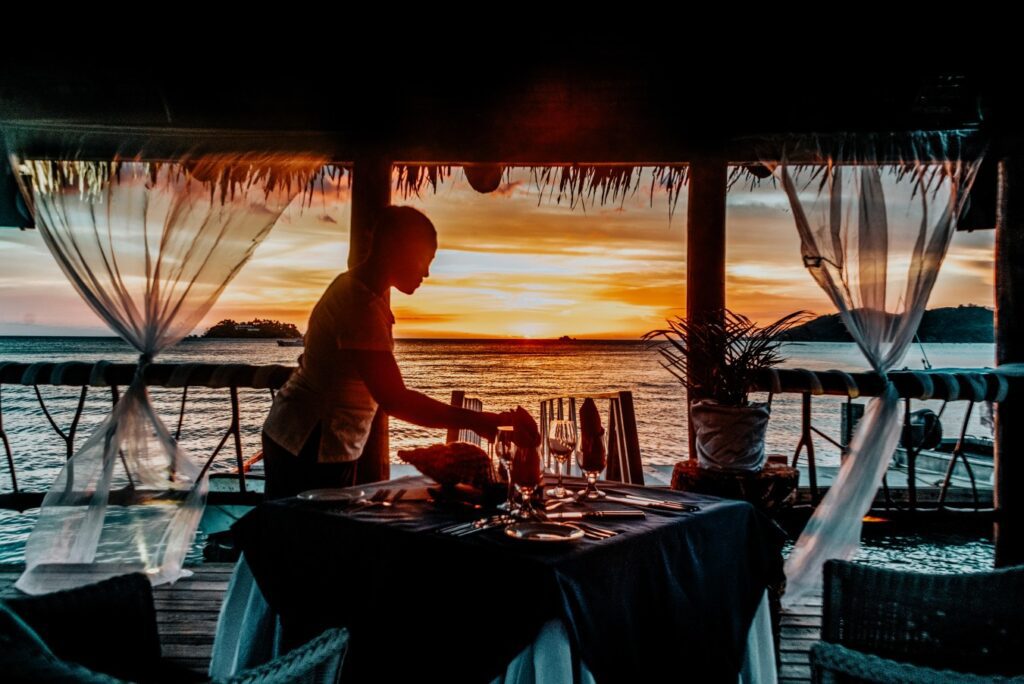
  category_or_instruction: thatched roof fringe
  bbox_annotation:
[394,165,453,198]
[19,154,333,208]
[393,164,692,220]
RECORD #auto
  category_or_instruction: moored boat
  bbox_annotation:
[892,435,994,490]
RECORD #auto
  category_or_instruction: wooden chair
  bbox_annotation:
[539,391,644,485]
[810,559,1024,682]
[447,390,484,446]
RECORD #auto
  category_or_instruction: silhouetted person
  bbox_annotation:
[261,205,504,499]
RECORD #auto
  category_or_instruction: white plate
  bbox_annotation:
[504,522,584,543]
[297,488,366,503]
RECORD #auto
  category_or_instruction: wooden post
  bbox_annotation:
[686,154,728,462]
[996,156,1024,566]
[350,155,393,485]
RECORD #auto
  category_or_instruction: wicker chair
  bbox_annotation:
[215,627,349,684]
[0,572,348,683]
[810,559,1024,683]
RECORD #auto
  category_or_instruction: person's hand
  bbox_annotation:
[495,410,517,427]
[470,411,504,442]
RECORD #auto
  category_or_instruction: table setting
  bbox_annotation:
[210,401,783,683]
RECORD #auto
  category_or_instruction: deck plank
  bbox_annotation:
[778,600,821,684]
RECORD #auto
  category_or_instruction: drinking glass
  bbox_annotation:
[545,420,577,500]
[494,426,516,512]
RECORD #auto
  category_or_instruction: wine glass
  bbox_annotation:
[576,428,608,500]
[545,420,577,500]
[494,426,516,512]
[511,444,543,520]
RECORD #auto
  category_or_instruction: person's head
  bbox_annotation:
[368,205,438,295]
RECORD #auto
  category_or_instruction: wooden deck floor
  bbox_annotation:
[1,562,820,681]
[779,595,821,683]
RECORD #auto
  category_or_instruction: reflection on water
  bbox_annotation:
[784,530,995,574]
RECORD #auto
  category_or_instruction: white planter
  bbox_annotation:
[690,400,770,472]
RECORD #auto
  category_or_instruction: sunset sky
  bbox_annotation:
[0,167,996,339]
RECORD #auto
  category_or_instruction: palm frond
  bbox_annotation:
[644,308,811,405]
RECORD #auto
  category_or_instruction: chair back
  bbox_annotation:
[447,391,484,446]
[217,627,350,684]
[821,559,1024,677]
[539,391,644,485]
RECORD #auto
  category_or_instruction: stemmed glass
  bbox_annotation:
[545,420,577,500]
[494,426,516,512]
[576,427,608,500]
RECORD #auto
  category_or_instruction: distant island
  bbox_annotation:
[202,318,302,339]
[780,305,993,343]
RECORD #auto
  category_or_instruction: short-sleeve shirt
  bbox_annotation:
[262,271,394,463]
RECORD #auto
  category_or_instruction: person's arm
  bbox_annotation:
[351,349,503,442]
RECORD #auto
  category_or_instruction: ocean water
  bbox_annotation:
[0,337,998,566]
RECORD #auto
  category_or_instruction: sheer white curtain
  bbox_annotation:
[9,155,324,594]
[766,132,984,605]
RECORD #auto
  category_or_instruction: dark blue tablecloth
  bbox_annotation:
[232,476,783,684]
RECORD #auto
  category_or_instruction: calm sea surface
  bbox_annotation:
[0,337,998,567]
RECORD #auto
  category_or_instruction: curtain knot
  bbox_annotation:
[134,353,154,383]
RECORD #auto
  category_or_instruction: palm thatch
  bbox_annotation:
[749,129,986,201]
[393,163,692,220]
[19,154,335,208]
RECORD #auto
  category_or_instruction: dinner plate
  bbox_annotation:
[297,488,366,503]
[504,522,584,543]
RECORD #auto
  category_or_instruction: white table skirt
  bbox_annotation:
[209,555,777,684]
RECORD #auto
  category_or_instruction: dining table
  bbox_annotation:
[209,474,784,683]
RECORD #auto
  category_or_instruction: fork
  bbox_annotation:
[564,522,616,540]
[350,489,390,511]
[381,489,406,507]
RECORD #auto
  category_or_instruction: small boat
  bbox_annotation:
[889,407,993,490]
[892,435,993,489]
[277,338,303,347]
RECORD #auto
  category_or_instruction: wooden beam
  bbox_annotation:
[350,155,393,485]
[995,156,1024,566]
[685,154,728,462]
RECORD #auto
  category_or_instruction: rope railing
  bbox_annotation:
[750,367,1016,508]
[0,361,294,510]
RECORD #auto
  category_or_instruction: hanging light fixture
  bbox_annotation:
[463,163,504,193]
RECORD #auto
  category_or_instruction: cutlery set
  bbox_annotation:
[347,488,407,511]
[312,484,698,542]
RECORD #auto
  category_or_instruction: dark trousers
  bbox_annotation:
[262,422,359,500]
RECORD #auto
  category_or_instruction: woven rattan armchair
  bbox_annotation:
[1,572,348,683]
[810,559,1024,683]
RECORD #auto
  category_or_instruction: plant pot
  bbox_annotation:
[690,399,770,472]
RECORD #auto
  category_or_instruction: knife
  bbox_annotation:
[602,495,700,512]
[602,489,697,509]
[546,510,646,520]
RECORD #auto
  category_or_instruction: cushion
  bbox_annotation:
[1,601,124,682]
[5,572,161,682]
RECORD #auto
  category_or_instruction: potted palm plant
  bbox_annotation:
[643,309,809,472]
